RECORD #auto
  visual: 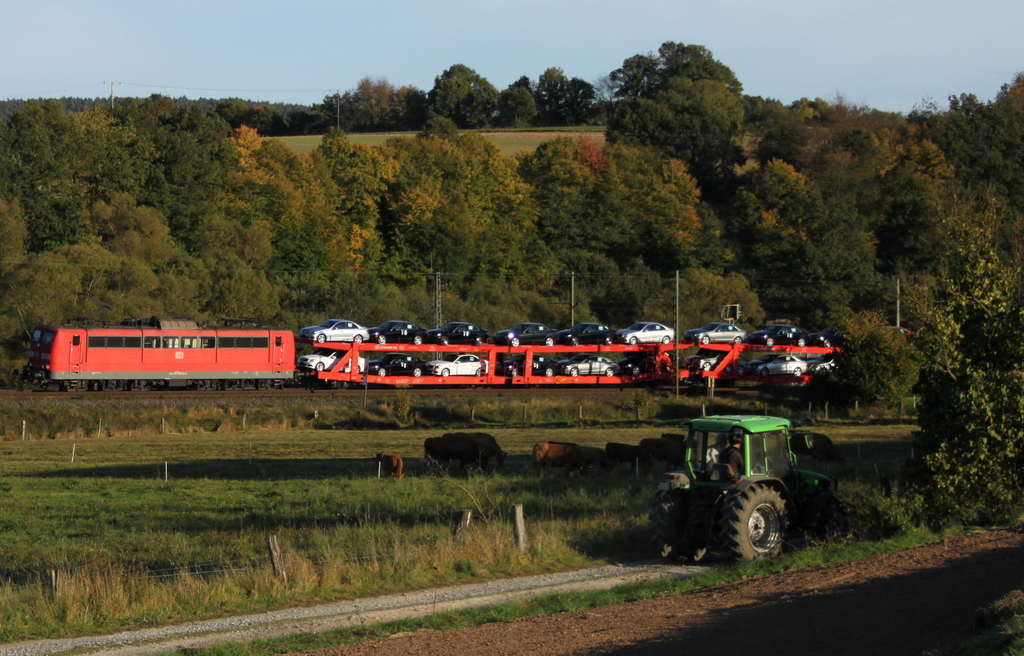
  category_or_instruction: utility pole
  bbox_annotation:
[570,272,576,326]
[895,277,901,328]
[102,81,120,109]
[674,270,680,397]
[432,271,442,328]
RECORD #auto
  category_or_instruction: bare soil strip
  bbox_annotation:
[300,529,1024,656]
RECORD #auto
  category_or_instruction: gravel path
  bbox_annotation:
[0,561,705,656]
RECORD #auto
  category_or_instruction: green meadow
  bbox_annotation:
[0,393,917,642]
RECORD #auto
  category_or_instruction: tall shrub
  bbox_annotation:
[910,194,1024,520]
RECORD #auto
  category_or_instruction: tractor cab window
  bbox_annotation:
[689,431,727,474]
[691,431,710,473]
[748,433,767,475]
[763,430,791,477]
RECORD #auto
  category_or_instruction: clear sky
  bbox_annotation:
[3,0,1020,114]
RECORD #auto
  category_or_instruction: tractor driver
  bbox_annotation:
[707,432,728,466]
[719,434,745,476]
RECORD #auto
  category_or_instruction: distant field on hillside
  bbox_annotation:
[272,127,606,157]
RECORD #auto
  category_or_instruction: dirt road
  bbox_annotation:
[301,528,1024,656]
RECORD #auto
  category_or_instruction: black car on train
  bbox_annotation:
[491,322,559,347]
[367,353,429,377]
[367,320,430,345]
[557,322,617,346]
[427,322,490,345]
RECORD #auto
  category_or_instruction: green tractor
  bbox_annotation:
[650,415,843,561]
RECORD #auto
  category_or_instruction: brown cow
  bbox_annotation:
[441,432,507,469]
[639,436,686,473]
[790,431,846,463]
[605,442,642,469]
[533,441,585,476]
[375,452,405,479]
[424,433,505,472]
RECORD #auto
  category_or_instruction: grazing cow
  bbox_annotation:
[375,452,405,479]
[533,441,585,476]
[574,445,615,476]
[605,442,643,470]
[424,433,506,472]
[790,432,846,463]
[441,432,507,469]
[639,436,686,473]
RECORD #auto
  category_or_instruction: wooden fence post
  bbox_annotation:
[267,535,287,584]
[454,510,473,543]
[513,504,528,553]
[46,569,59,601]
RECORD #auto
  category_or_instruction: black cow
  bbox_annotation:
[790,431,845,463]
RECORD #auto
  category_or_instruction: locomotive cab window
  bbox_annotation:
[143,336,160,348]
[72,335,80,346]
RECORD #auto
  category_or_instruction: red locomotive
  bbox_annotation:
[21,318,295,391]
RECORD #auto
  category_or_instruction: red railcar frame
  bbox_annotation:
[299,338,836,388]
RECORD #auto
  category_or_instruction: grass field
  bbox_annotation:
[0,406,917,642]
[271,127,606,157]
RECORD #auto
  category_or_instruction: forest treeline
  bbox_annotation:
[0,42,1022,386]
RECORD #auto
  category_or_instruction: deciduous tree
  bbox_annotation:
[427,64,499,129]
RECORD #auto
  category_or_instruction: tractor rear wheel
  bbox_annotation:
[719,485,787,561]
[649,492,688,559]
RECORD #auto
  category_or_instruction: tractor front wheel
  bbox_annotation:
[720,485,787,561]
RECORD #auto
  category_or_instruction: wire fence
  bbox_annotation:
[0,516,511,599]
[0,541,399,595]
